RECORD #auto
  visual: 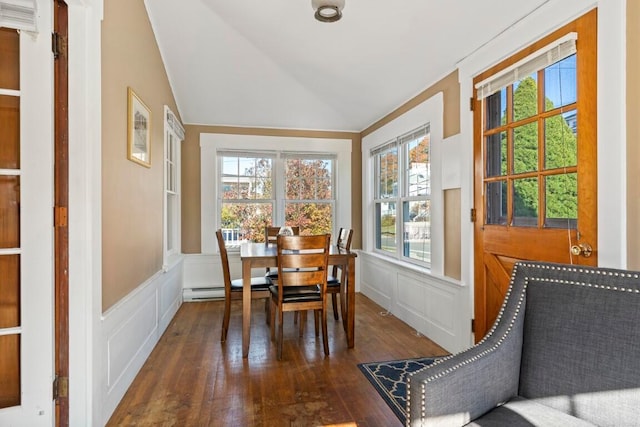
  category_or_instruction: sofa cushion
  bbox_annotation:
[518,265,640,426]
[465,396,596,427]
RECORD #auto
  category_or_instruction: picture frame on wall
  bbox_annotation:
[127,87,151,167]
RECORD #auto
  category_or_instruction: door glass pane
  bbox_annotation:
[0,255,19,328]
[485,181,507,225]
[0,176,20,248]
[545,111,577,169]
[0,29,19,90]
[545,173,577,228]
[403,200,430,263]
[0,334,20,408]
[513,123,538,174]
[221,202,272,246]
[485,88,507,131]
[512,177,538,227]
[513,74,538,122]
[376,201,396,253]
[485,132,507,177]
[0,96,19,170]
[544,54,577,110]
[285,202,332,235]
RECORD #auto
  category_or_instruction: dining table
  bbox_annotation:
[239,241,357,358]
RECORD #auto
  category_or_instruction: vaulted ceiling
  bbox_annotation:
[145,0,549,132]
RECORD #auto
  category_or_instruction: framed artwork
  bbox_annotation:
[127,87,151,167]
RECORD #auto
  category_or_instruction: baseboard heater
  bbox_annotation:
[183,287,225,301]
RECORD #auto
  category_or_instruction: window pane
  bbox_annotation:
[513,122,538,174]
[221,156,272,200]
[485,132,507,177]
[544,54,577,110]
[221,202,273,245]
[167,194,175,251]
[285,202,332,235]
[285,158,333,200]
[403,200,430,263]
[0,334,20,408]
[512,177,538,227]
[377,147,398,198]
[485,88,507,130]
[485,181,507,225]
[545,111,577,169]
[545,173,577,228]
[406,135,430,197]
[513,74,538,122]
[375,202,396,253]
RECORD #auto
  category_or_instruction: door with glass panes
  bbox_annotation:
[473,10,598,342]
[0,23,55,426]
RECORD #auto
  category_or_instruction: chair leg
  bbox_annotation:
[321,308,329,356]
[265,298,270,325]
[270,299,276,341]
[331,293,339,320]
[221,296,231,342]
[294,311,298,324]
[299,311,306,337]
[277,307,284,360]
[314,310,319,337]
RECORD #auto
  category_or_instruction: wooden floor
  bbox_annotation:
[107,293,449,427]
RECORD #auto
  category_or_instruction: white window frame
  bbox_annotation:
[201,133,351,254]
[362,93,444,275]
[163,106,184,268]
[372,124,431,267]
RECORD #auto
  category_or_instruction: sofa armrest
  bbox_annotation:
[407,264,530,426]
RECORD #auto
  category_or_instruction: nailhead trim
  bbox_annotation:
[406,262,640,426]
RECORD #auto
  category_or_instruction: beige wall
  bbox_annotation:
[181,126,362,252]
[628,2,640,269]
[101,0,180,311]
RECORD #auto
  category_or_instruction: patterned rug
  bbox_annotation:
[358,357,436,424]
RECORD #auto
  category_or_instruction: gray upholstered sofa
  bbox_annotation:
[407,261,640,426]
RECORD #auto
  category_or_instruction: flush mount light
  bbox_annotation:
[311,0,345,23]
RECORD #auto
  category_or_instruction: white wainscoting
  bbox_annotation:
[359,251,470,353]
[182,253,267,300]
[101,257,184,425]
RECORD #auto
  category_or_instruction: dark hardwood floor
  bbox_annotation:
[106,293,449,427]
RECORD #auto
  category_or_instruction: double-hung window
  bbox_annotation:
[163,106,184,266]
[218,151,335,247]
[372,124,431,266]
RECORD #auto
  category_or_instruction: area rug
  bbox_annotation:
[358,357,436,424]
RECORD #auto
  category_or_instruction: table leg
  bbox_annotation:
[242,259,252,358]
[346,257,355,348]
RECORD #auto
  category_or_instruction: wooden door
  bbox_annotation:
[473,10,598,342]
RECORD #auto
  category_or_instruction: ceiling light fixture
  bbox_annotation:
[311,0,345,23]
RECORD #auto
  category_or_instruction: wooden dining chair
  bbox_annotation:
[264,225,300,281]
[216,229,271,342]
[269,234,331,360]
[326,228,353,320]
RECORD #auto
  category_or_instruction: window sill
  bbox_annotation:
[360,250,464,288]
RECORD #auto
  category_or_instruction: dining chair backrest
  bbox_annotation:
[265,225,300,245]
[215,229,233,295]
[336,228,353,251]
[276,234,330,294]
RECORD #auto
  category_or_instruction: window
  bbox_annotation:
[218,151,335,248]
[372,124,431,266]
[164,106,184,266]
[476,34,578,229]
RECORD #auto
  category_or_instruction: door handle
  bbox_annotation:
[570,243,593,258]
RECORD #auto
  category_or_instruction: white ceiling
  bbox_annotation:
[145,0,549,132]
